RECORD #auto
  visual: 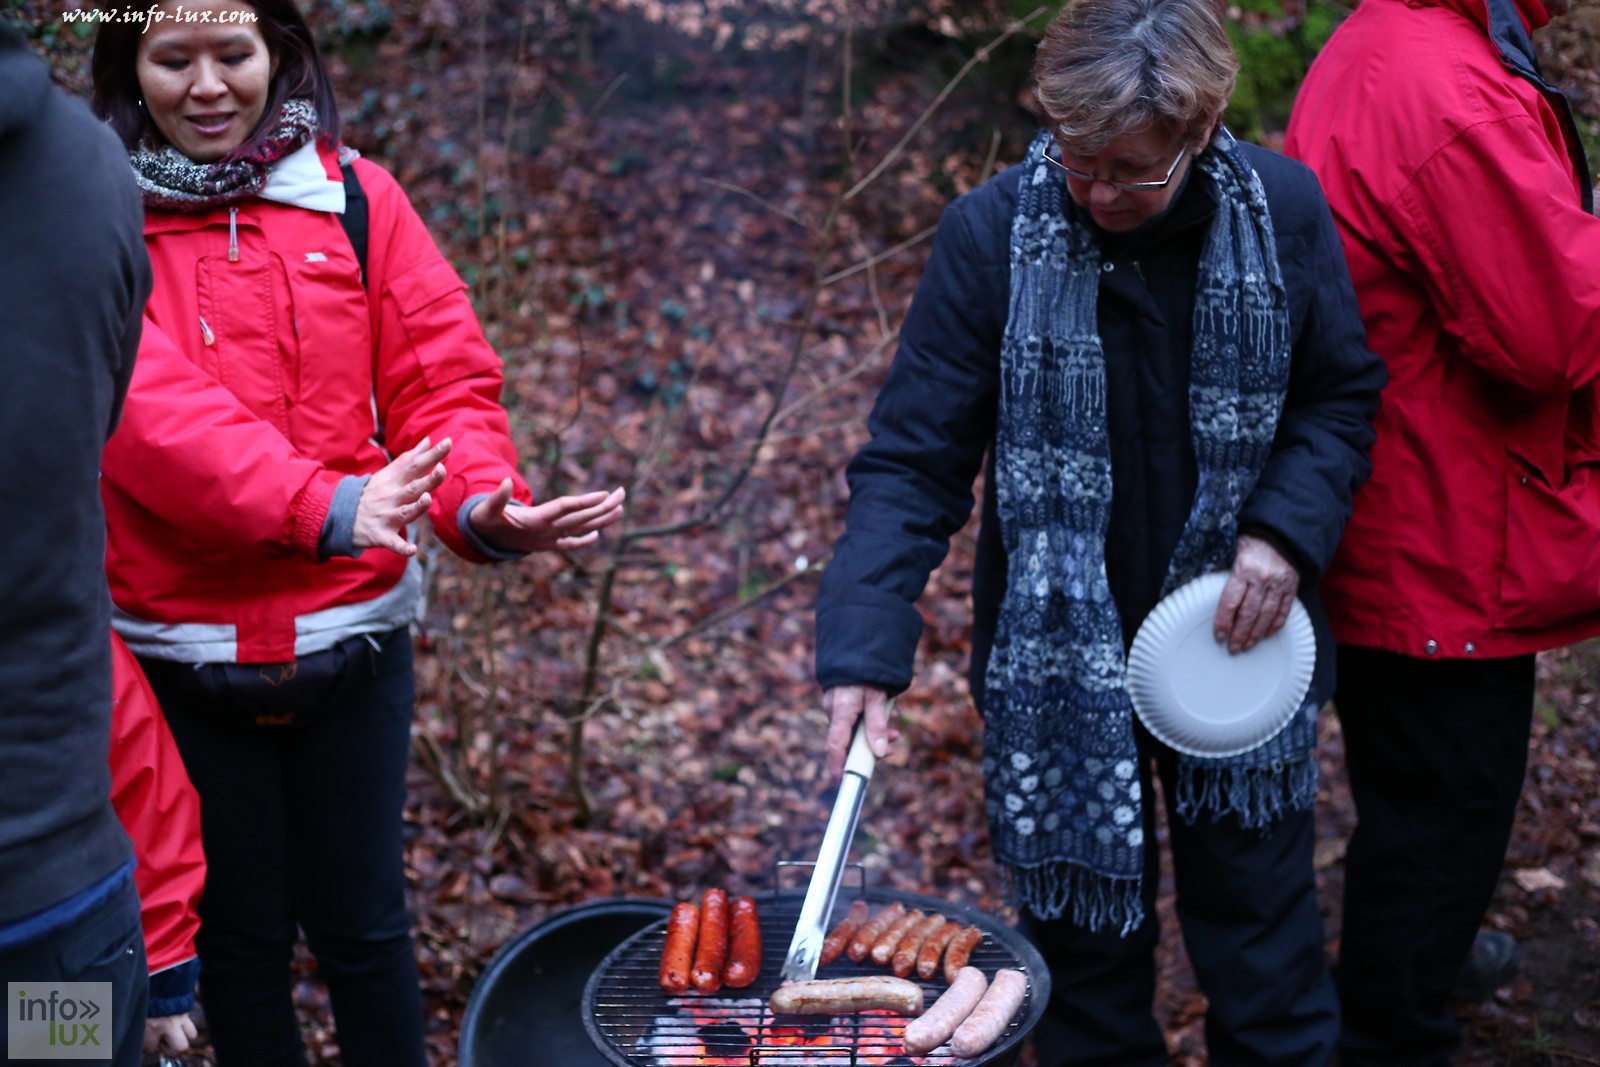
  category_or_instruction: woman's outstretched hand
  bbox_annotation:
[354,436,452,557]
[468,481,626,553]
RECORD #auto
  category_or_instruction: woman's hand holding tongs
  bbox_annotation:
[823,684,898,781]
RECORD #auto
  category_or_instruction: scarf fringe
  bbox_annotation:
[1173,750,1319,829]
[1002,860,1146,936]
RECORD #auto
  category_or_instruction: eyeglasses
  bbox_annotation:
[1045,142,1190,192]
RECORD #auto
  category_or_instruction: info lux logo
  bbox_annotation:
[7,983,110,1060]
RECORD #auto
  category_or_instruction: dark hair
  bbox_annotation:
[90,0,341,156]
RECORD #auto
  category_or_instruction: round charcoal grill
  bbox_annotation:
[583,887,1049,1067]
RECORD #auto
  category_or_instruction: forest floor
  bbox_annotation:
[20,0,1600,1063]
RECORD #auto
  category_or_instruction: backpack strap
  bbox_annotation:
[337,160,383,446]
[338,161,369,289]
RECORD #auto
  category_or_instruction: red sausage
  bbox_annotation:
[892,912,948,977]
[820,899,870,967]
[917,922,959,980]
[870,908,925,966]
[659,902,699,994]
[943,924,983,984]
[690,888,729,993]
[722,895,762,988]
[847,902,905,963]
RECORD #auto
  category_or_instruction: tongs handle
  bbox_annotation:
[842,713,878,781]
[778,708,888,984]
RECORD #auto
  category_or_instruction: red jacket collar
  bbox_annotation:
[1432,0,1550,32]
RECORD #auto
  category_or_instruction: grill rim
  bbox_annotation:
[582,886,1051,1067]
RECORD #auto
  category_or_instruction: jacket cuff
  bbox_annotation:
[317,475,371,560]
[289,470,345,560]
[456,495,533,563]
[148,957,199,1018]
[1238,522,1317,580]
[814,593,924,696]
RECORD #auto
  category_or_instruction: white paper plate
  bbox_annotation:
[1127,572,1315,758]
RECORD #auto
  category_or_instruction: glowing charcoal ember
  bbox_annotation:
[639,1005,921,1066]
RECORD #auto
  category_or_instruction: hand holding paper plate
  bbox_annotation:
[1127,572,1316,758]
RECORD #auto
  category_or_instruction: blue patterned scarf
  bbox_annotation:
[983,128,1318,933]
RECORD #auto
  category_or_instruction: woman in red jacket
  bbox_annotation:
[90,2,623,1063]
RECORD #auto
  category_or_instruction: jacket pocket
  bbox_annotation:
[386,258,491,391]
[196,254,291,435]
[1496,448,1600,628]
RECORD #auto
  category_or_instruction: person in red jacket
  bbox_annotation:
[89,1,625,1064]
[1284,1,1599,1064]
[108,632,205,1059]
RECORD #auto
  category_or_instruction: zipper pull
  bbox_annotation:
[199,316,215,346]
[228,207,239,263]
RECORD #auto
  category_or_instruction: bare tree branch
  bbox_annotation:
[842,8,1049,203]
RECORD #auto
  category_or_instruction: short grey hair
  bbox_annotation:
[1032,0,1238,155]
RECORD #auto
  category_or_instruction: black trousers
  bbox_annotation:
[1022,728,1338,1067]
[0,876,148,1067]
[141,628,427,1067]
[1333,647,1536,1067]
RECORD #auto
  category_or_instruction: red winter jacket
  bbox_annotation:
[109,631,204,981]
[1284,0,1600,659]
[103,145,529,663]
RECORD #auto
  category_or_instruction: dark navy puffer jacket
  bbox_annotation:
[815,138,1386,714]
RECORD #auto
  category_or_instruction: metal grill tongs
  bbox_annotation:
[778,716,881,984]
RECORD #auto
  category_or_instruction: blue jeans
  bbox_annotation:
[142,628,427,1067]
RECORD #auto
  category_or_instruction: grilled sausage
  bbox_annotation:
[769,976,924,1016]
[870,908,925,966]
[903,965,988,1056]
[916,921,960,980]
[943,924,983,984]
[819,899,870,967]
[659,902,699,994]
[847,901,905,963]
[950,968,1028,1058]
[690,888,729,993]
[891,912,948,977]
[722,895,761,988]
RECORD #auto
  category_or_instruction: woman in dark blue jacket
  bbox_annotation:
[815,1,1384,1063]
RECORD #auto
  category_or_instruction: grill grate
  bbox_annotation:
[583,888,1049,1067]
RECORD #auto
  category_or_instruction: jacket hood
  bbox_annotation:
[0,20,50,142]
[1433,0,1551,71]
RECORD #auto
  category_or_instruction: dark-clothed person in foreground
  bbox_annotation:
[1285,0,1600,1063]
[0,18,150,1066]
[816,1,1385,1064]
[89,0,624,1063]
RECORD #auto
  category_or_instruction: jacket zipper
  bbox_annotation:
[199,316,215,346]
[228,207,239,262]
